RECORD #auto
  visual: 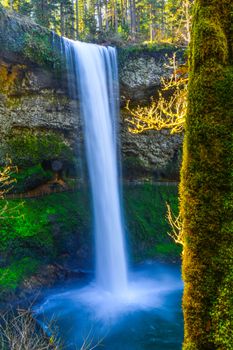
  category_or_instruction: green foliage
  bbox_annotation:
[0,191,91,252]
[0,0,192,44]
[0,190,91,294]
[23,30,62,70]
[0,199,54,255]
[124,183,181,261]
[14,164,51,182]
[0,4,63,72]
[117,43,178,69]
[7,130,74,167]
[122,156,146,179]
[0,257,39,291]
[152,242,181,256]
[0,184,180,294]
[10,164,53,193]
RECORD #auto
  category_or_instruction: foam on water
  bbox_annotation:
[36,266,183,322]
[35,264,183,349]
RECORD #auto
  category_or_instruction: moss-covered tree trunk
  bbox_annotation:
[180,1,233,349]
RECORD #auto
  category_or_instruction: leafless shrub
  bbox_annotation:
[0,307,60,350]
[0,306,105,350]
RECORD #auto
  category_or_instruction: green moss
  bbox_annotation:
[0,200,54,256]
[211,267,233,349]
[0,190,91,261]
[0,184,180,295]
[6,130,74,167]
[9,164,53,193]
[1,184,180,262]
[0,190,92,296]
[122,156,148,179]
[117,43,183,69]
[23,30,62,71]
[152,242,181,256]
[0,257,40,291]
[15,164,51,181]
[180,1,233,348]
[0,5,62,71]
[124,183,181,261]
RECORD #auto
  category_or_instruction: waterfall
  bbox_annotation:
[63,39,128,295]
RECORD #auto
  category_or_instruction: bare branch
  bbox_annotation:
[166,203,183,246]
[125,55,188,135]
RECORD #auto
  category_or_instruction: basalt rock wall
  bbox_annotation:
[0,5,183,184]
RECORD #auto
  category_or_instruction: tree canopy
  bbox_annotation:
[0,0,192,43]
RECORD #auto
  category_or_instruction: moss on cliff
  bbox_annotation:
[0,190,91,296]
[6,129,74,167]
[23,30,62,70]
[0,258,40,293]
[180,1,233,349]
[125,183,181,261]
[0,184,180,297]
[0,4,62,71]
[11,164,53,193]
[122,156,149,180]
[117,43,182,70]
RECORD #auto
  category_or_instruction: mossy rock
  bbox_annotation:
[0,257,40,298]
[124,183,181,261]
[0,4,63,71]
[5,129,74,168]
[10,164,53,193]
[122,156,149,180]
[117,43,184,70]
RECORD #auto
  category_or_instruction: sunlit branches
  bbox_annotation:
[125,56,188,135]
[166,202,183,246]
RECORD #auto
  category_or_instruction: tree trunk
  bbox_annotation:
[71,2,75,39]
[180,1,233,349]
[184,0,191,44]
[129,0,136,39]
[114,0,118,32]
[60,1,65,36]
[124,0,128,26]
[149,4,156,42]
[104,0,109,30]
[97,0,103,31]
[160,0,165,39]
[75,0,79,38]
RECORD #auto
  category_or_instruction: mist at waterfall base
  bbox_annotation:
[34,40,183,349]
[36,263,183,349]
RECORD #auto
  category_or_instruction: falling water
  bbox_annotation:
[62,39,128,295]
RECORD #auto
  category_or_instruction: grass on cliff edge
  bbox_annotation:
[0,184,180,294]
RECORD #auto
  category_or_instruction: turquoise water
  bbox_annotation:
[35,262,183,349]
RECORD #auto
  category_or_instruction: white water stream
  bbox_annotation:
[63,39,128,295]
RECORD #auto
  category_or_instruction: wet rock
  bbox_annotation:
[21,263,86,292]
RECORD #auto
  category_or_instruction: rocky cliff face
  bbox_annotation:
[0,6,183,185]
[0,60,78,167]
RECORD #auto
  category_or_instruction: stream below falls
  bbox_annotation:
[35,262,183,350]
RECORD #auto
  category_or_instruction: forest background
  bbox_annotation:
[0,0,192,45]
